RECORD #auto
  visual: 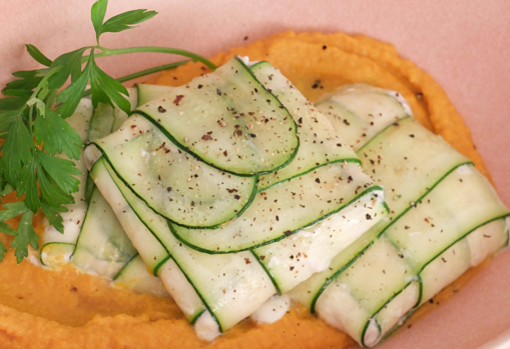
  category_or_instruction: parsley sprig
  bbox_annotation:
[0,0,216,263]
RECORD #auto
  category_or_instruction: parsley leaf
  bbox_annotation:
[11,210,38,263]
[0,108,21,135]
[91,0,108,43]
[17,160,40,212]
[0,116,34,189]
[2,70,44,93]
[34,107,83,160]
[25,44,53,67]
[0,222,16,236]
[40,199,67,234]
[0,241,7,261]
[100,9,157,36]
[0,97,27,111]
[0,202,27,222]
[55,56,91,118]
[89,55,131,115]
[36,150,82,198]
[49,48,88,90]
[0,0,215,264]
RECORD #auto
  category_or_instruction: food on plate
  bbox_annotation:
[0,1,507,348]
[81,56,387,339]
[289,84,509,346]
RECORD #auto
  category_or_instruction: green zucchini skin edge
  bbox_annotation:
[257,157,362,192]
[414,213,510,305]
[361,318,383,348]
[181,174,259,231]
[89,159,169,276]
[250,60,360,191]
[39,242,76,267]
[378,306,417,346]
[190,309,206,326]
[134,108,300,179]
[359,212,510,347]
[356,115,413,154]
[249,250,283,295]
[70,188,95,260]
[359,280,416,347]
[94,159,222,331]
[85,175,95,204]
[308,161,474,314]
[133,57,301,178]
[367,214,510,348]
[166,255,224,333]
[312,207,510,347]
[112,253,138,280]
[168,184,386,254]
[88,143,259,231]
[152,255,171,277]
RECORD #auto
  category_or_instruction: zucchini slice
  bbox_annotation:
[72,186,138,279]
[170,162,378,253]
[89,159,169,275]
[136,83,172,106]
[113,254,170,298]
[92,159,205,320]
[250,62,360,190]
[384,164,509,274]
[252,190,387,294]
[88,88,138,142]
[91,114,256,228]
[97,158,277,335]
[88,103,114,142]
[315,84,411,151]
[157,258,205,322]
[135,57,299,176]
[40,242,75,267]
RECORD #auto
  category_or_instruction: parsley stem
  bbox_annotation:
[82,60,189,98]
[94,46,216,70]
[117,60,189,83]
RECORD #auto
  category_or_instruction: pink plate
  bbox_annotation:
[1,1,509,348]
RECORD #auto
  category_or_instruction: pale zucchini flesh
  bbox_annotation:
[157,258,205,322]
[40,242,75,267]
[72,186,138,279]
[88,88,138,142]
[136,57,299,176]
[384,164,509,273]
[171,162,378,253]
[91,114,256,228]
[101,157,277,334]
[315,84,411,151]
[89,158,169,274]
[113,254,170,298]
[136,83,173,107]
[252,190,387,294]
[250,62,360,190]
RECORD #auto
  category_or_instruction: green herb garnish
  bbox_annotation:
[0,0,216,263]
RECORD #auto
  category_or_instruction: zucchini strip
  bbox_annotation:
[250,62,360,190]
[113,254,170,298]
[91,114,257,229]
[170,162,380,253]
[135,57,299,176]
[97,158,277,336]
[71,186,138,279]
